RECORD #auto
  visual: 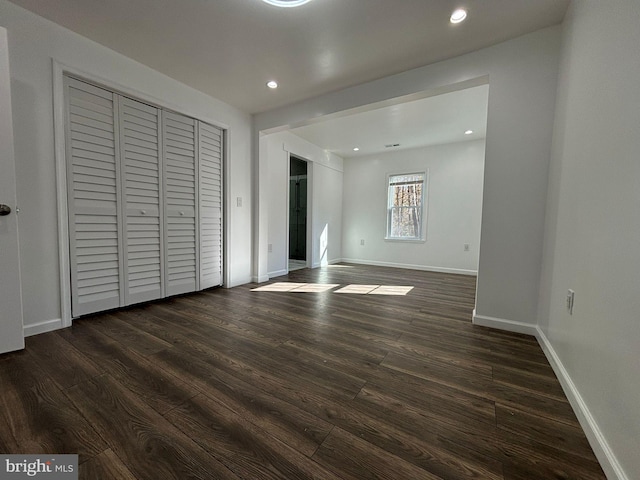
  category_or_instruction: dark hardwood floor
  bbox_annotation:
[0,264,606,479]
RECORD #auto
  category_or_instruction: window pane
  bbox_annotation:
[386,172,425,239]
[390,183,422,207]
[389,206,421,237]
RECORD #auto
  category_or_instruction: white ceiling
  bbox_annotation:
[8,0,569,114]
[290,84,489,158]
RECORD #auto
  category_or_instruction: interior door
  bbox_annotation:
[198,122,223,289]
[65,76,123,317]
[0,27,25,354]
[163,111,199,296]
[119,96,163,305]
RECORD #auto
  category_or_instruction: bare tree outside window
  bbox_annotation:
[386,173,426,240]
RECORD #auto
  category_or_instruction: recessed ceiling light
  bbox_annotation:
[465,129,473,135]
[262,0,313,7]
[266,80,278,89]
[353,147,360,151]
[450,9,467,24]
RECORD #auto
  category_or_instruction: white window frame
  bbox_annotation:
[385,171,427,242]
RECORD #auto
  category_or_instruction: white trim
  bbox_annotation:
[222,129,231,288]
[268,269,288,278]
[52,61,73,328]
[281,141,344,173]
[24,318,63,338]
[249,275,269,284]
[472,309,538,336]
[341,258,477,276]
[535,328,629,480]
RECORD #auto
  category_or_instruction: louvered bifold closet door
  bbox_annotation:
[163,111,199,296]
[199,122,223,289]
[118,96,164,305]
[65,77,123,316]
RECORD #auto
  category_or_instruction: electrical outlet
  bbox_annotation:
[268,244,272,253]
[464,243,470,251]
[236,197,242,207]
[566,289,575,315]
[360,239,365,246]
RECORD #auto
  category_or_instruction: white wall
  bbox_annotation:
[342,140,484,275]
[537,1,640,479]
[262,131,343,277]
[255,26,561,327]
[0,0,253,333]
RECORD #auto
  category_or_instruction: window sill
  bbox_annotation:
[384,237,426,244]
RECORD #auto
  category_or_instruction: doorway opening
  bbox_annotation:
[288,155,308,271]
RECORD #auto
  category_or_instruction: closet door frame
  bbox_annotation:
[54,62,228,327]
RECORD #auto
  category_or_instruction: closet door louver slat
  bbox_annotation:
[119,96,164,305]
[163,111,199,296]
[65,77,123,316]
[199,122,223,289]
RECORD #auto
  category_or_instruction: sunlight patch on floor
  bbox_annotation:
[369,285,414,295]
[334,285,379,294]
[252,282,414,295]
[290,283,340,293]
[251,282,307,292]
[252,282,338,293]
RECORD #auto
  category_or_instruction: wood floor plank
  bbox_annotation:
[355,383,604,478]
[79,448,137,480]
[313,427,443,480]
[145,304,367,401]
[0,263,606,480]
[361,368,498,428]
[381,350,579,425]
[492,364,568,402]
[58,322,199,415]
[149,346,334,457]
[0,351,106,462]
[495,403,595,460]
[80,312,174,357]
[165,393,341,480]
[25,331,104,389]
[65,374,240,480]
[280,341,499,430]
[498,430,607,480]
[303,387,503,480]
[116,308,336,456]
[157,298,289,347]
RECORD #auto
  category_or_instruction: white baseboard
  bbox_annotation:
[535,328,628,480]
[247,275,268,285]
[472,309,538,336]
[340,258,477,276]
[268,269,288,278]
[473,311,627,480]
[24,318,63,337]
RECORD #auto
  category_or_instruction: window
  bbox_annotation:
[386,172,426,240]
